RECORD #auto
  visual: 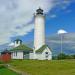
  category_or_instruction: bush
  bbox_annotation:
[0,65,5,69]
[70,55,75,59]
[57,53,67,60]
[52,56,58,60]
[57,53,75,60]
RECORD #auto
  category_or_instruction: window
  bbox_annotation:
[14,52,17,56]
[16,52,17,56]
[45,52,48,54]
[14,52,15,56]
[23,52,29,55]
[45,52,48,58]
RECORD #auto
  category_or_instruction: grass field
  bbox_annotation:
[9,60,75,75]
[0,65,19,75]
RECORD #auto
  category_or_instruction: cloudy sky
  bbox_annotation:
[0,0,75,47]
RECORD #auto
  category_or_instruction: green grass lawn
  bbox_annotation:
[9,60,75,75]
[0,65,19,75]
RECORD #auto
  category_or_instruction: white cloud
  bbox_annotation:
[50,14,57,18]
[0,0,54,45]
[54,0,74,10]
[9,42,14,46]
[57,29,67,34]
[47,33,75,44]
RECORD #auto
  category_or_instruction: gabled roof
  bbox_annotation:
[10,44,33,52]
[36,45,51,53]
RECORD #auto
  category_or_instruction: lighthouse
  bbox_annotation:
[33,8,52,60]
[34,8,45,50]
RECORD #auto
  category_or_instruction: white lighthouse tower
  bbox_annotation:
[33,8,52,60]
[34,8,45,50]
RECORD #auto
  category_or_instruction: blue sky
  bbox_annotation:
[46,1,75,34]
[0,0,75,46]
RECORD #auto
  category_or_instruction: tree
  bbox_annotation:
[57,53,67,60]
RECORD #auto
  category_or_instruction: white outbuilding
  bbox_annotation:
[10,39,33,59]
[35,45,52,60]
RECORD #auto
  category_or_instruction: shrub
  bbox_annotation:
[52,56,58,60]
[70,55,75,59]
[0,65,5,69]
[57,53,67,60]
[57,53,75,60]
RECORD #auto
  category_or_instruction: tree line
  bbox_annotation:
[53,53,75,60]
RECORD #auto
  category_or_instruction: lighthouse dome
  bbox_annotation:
[36,8,43,15]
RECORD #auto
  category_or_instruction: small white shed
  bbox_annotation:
[35,45,52,60]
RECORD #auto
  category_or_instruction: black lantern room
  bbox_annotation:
[36,8,43,15]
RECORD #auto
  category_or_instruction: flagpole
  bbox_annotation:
[60,34,63,54]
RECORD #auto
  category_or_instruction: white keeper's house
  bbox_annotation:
[10,39,33,59]
[10,8,52,60]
